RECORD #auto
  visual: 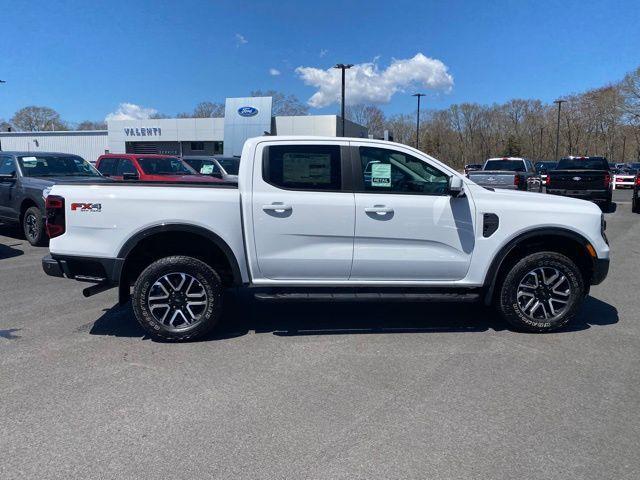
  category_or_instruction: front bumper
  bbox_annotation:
[591,258,609,285]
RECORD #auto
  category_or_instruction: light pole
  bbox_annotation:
[412,93,426,149]
[553,99,566,161]
[334,64,353,137]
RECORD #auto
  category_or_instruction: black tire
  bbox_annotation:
[633,195,639,213]
[132,256,223,341]
[497,252,585,333]
[23,206,47,246]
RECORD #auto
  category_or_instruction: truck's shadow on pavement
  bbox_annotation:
[89,292,619,342]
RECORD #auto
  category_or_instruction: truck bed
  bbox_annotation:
[47,183,246,272]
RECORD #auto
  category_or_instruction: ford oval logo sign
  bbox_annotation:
[238,106,258,117]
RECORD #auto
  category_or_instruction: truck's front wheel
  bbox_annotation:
[132,256,223,341]
[497,252,585,332]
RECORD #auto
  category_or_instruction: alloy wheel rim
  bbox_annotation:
[516,267,571,321]
[25,214,37,239]
[147,272,208,331]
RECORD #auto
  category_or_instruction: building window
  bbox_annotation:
[190,142,205,151]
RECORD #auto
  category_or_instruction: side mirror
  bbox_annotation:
[0,172,16,182]
[122,172,139,181]
[448,175,464,197]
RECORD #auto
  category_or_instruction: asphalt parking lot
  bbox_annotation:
[1,189,638,480]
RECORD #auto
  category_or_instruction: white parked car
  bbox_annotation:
[43,137,610,341]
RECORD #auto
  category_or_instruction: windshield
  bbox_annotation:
[557,158,609,170]
[216,157,240,175]
[484,159,525,172]
[18,155,101,177]
[137,157,194,175]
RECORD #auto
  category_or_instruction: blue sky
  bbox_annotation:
[1,0,639,123]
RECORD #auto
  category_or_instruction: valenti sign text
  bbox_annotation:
[124,127,162,137]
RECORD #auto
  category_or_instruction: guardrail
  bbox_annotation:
[613,174,635,189]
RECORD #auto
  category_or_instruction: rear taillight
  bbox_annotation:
[636,175,640,186]
[604,173,611,187]
[514,175,520,186]
[45,195,65,238]
[545,175,551,186]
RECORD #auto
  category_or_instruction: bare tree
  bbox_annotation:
[192,101,225,118]
[346,104,385,137]
[11,106,67,131]
[250,90,309,116]
[0,118,11,132]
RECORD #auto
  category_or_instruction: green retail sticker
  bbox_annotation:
[371,163,391,187]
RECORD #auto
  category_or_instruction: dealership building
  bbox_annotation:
[0,96,368,162]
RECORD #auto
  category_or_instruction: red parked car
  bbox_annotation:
[95,154,223,183]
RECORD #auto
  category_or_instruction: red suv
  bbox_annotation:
[95,154,223,183]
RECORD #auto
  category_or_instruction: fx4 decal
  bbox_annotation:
[71,203,102,212]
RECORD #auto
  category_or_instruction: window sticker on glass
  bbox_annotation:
[371,163,391,187]
[200,164,214,174]
[282,153,331,184]
[21,156,39,168]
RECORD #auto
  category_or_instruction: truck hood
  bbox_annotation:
[478,185,601,211]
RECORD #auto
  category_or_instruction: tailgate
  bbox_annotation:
[550,171,606,189]
[468,171,516,187]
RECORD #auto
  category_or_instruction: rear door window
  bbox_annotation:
[264,145,342,191]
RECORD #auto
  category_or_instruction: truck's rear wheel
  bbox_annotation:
[497,252,585,332]
[23,206,47,246]
[132,256,223,341]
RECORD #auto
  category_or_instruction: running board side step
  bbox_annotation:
[254,292,480,302]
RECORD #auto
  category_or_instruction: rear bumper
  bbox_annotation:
[591,258,609,285]
[547,189,609,201]
[42,254,122,284]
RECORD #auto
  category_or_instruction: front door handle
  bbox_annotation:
[364,206,394,215]
[262,203,292,213]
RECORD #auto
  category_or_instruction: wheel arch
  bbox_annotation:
[482,227,596,305]
[19,197,41,222]
[116,223,243,304]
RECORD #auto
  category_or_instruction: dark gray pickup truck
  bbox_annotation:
[0,152,110,245]
[546,156,612,210]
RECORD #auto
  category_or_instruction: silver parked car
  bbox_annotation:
[182,155,240,183]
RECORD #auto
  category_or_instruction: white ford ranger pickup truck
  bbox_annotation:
[42,137,609,341]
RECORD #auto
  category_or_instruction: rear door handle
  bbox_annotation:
[262,203,292,213]
[364,206,394,215]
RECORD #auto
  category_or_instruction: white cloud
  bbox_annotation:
[235,33,248,46]
[319,49,328,58]
[295,53,454,108]
[105,103,157,121]
[269,68,281,76]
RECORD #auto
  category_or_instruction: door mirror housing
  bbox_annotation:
[122,172,139,181]
[0,172,16,182]
[448,175,464,197]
